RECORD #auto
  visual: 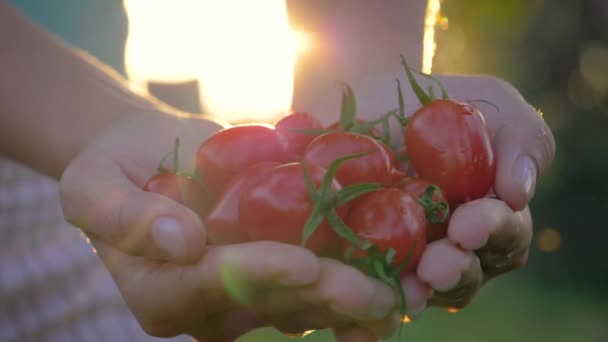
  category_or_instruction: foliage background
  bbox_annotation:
[9,0,608,341]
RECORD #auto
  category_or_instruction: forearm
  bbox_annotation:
[0,1,174,179]
[288,0,427,122]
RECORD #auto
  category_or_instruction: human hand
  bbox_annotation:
[391,75,555,315]
[59,111,405,340]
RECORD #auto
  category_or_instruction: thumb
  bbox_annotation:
[60,156,206,263]
[492,104,555,211]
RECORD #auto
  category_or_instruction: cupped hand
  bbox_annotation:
[388,75,555,316]
[59,111,402,340]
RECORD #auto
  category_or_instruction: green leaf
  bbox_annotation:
[466,99,501,112]
[395,241,418,276]
[417,185,450,224]
[335,182,382,205]
[157,150,174,174]
[411,69,449,100]
[428,85,437,100]
[396,154,410,162]
[319,152,370,197]
[396,278,408,330]
[344,246,356,263]
[338,82,357,131]
[396,79,406,123]
[301,162,321,202]
[400,54,431,105]
[326,209,369,249]
[373,259,394,286]
[385,248,397,265]
[381,118,390,145]
[172,137,181,173]
[301,208,325,247]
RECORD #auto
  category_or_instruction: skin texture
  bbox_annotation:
[1,1,556,340]
[143,172,212,219]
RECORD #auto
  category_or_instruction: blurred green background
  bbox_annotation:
[10,0,608,341]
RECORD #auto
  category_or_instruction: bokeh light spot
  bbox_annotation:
[537,228,561,253]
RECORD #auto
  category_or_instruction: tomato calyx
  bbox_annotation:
[400,54,449,106]
[417,185,450,225]
[157,137,211,192]
[345,243,418,334]
[300,152,381,249]
[300,152,414,332]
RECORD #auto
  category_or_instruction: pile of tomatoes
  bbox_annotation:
[143,57,497,316]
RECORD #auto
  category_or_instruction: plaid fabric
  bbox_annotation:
[0,159,192,342]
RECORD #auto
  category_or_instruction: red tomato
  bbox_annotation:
[346,188,427,275]
[196,124,293,195]
[304,132,393,187]
[239,162,345,254]
[405,99,496,204]
[275,112,323,156]
[204,162,279,245]
[143,173,211,218]
[395,177,450,242]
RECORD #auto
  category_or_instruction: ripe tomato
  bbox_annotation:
[275,112,323,156]
[304,132,393,187]
[204,162,280,245]
[143,173,211,218]
[196,124,293,195]
[345,188,427,275]
[405,99,496,204]
[395,177,450,242]
[239,162,346,254]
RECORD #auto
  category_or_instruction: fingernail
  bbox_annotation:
[513,156,537,201]
[152,216,186,260]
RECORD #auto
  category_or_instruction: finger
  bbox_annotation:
[447,199,533,278]
[93,240,321,338]
[273,308,350,336]
[298,258,399,338]
[488,102,555,211]
[60,155,206,262]
[476,207,533,279]
[417,239,483,309]
[402,273,433,319]
[437,75,556,210]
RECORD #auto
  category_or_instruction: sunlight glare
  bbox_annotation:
[124,0,305,123]
[423,0,441,74]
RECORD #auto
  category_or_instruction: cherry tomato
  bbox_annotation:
[304,132,393,187]
[239,162,346,254]
[405,99,496,204]
[275,112,323,156]
[143,172,211,218]
[395,177,450,242]
[204,162,280,245]
[196,124,293,195]
[345,188,427,275]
